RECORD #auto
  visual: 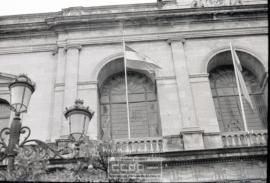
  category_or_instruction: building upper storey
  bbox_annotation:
[0,0,267,30]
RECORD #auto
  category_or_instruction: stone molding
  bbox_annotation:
[54,83,65,91]
[189,73,209,83]
[0,4,267,39]
[167,37,186,45]
[0,44,57,55]
[77,81,98,85]
[0,27,267,55]
[78,81,98,90]
[155,75,176,80]
[64,44,82,51]
[189,73,209,78]
[129,146,267,161]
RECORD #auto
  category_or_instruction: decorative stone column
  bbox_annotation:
[168,38,204,150]
[61,45,81,137]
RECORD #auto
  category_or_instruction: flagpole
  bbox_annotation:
[230,42,248,132]
[122,23,131,139]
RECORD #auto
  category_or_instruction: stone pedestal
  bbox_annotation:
[181,127,204,150]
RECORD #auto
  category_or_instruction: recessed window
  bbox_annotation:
[209,66,267,132]
[99,71,161,140]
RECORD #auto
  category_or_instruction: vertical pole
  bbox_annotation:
[230,42,248,132]
[122,23,131,139]
[7,112,22,173]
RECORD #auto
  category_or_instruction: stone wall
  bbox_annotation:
[0,3,268,141]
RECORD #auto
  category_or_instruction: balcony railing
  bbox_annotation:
[221,130,267,147]
[113,135,184,154]
[113,130,267,154]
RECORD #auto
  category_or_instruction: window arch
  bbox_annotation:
[0,99,10,131]
[99,71,161,140]
[208,50,267,132]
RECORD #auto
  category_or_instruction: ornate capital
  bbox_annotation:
[167,37,186,45]
[64,45,82,51]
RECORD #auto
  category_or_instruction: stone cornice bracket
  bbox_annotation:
[64,45,82,52]
[167,37,186,45]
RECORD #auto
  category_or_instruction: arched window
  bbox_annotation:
[0,99,10,131]
[99,71,161,140]
[209,51,267,132]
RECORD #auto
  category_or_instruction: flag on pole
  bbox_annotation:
[121,22,161,139]
[124,45,161,71]
[230,43,254,110]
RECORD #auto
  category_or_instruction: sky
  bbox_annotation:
[0,0,156,16]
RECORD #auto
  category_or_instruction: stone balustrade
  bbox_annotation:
[221,130,267,148]
[112,130,268,154]
[113,137,164,154]
[113,135,184,154]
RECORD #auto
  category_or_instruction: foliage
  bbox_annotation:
[0,140,136,182]
[90,140,121,176]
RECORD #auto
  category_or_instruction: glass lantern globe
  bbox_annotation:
[64,99,94,141]
[8,74,36,113]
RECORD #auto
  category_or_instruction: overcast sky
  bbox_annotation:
[0,0,156,16]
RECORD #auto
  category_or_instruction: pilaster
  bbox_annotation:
[50,47,66,140]
[168,38,198,129]
[61,45,81,136]
[168,38,204,150]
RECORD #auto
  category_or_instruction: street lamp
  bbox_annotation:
[0,74,95,177]
[0,74,62,174]
[64,99,94,142]
[5,74,35,173]
[8,74,35,114]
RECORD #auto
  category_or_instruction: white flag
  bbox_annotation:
[230,43,254,110]
[125,45,161,71]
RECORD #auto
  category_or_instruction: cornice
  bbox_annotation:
[128,146,268,163]
[55,26,269,45]
[0,44,57,55]
[0,4,267,38]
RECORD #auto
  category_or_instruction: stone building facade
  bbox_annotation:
[0,0,268,182]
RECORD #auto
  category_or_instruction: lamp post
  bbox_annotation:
[6,74,35,173]
[64,99,94,143]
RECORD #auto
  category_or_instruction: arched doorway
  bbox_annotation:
[208,50,267,132]
[99,71,161,140]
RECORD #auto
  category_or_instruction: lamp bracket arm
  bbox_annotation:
[0,142,7,161]
[20,139,65,159]
[19,126,31,145]
[0,128,10,147]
